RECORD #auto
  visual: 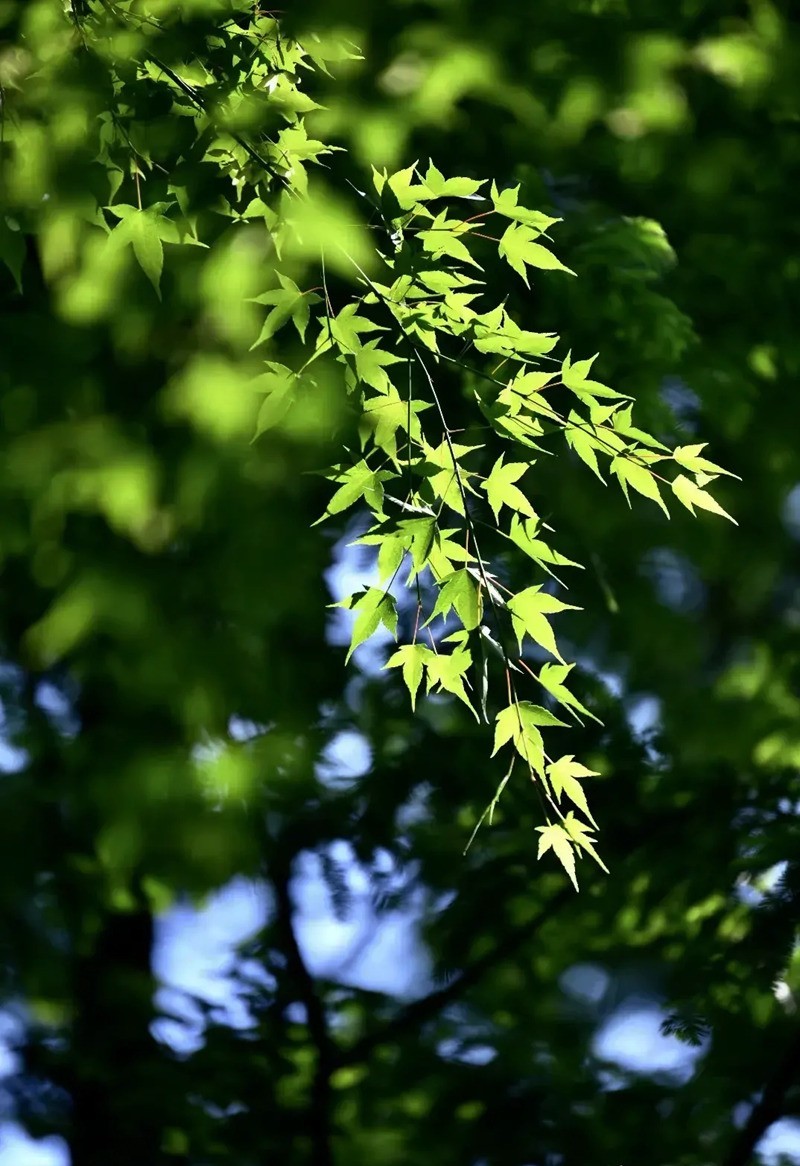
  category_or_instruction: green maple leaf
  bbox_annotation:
[334,587,398,662]
[400,517,438,579]
[353,342,407,393]
[425,649,478,720]
[506,516,582,584]
[385,161,430,209]
[316,460,394,523]
[492,701,566,774]
[359,516,438,583]
[561,352,629,401]
[252,363,297,435]
[506,586,580,660]
[481,455,537,523]
[546,755,599,826]
[426,528,475,581]
[536,823,579,890]
[107,203,180,296]
[372,529,407,582]
[422,162,486,200]
[673,443,739,479]
[565,414,606,481]
[511,370,558,397]
[359,387,428,458]
[498,222,575,287]
[563,813,609,874]
[538,662,601,724]
[250,274,319,346]
[419,440,481,517]
[419,210,482,269]
[490,182,561,232]
[418,269,480,295]
[385,642,431,709]
[612,405,670,450]
[425,569,482,631]
[611,455,669,516]
[473,313,558,359]
[672,474,737,523]
[322,303,386,354]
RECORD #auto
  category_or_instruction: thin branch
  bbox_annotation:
[722,1026,800,1166]
[333,885,571,1067]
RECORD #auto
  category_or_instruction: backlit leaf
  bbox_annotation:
[318,461,394,523]
[492,702,565,773]
[611,456,670,516]
[335,587,398,662]
[423,163,486,200]
[565,416,606,481]
[491,182,560,232]
[672,474,737,523]
[563,813,609,874]
[546,755,599,825]
[674,444,739,479]
[253,364,296,434]
[425,569,482,631]
[536,823,579,890]
[425,649,478,720]
[506,586,579,661]
[481,454,537,523]
[539,662,601,724]
[385,643,431,709]
[498,223,575,286]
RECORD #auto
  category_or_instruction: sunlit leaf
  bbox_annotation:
[539,662,601,724]
[318,461,394,523]
[492,702,565,773]
[672,473,737,523]
[481,454,537,523]
[498,223,575,286]
[563,813,609,874]
[425,568,482,631]
[546,755,599,825]
[425,648,478,720]
[536,823,579,890]
[385,643,431,709]
[611,455,670,516]
[335,587,398,662]
[506,586,579,661]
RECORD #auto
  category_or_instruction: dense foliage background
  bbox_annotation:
[2,1,800,1164]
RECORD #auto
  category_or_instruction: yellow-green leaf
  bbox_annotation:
[482,454,537,523]
[335,587,398,662]
[385,643,431,709]
[546,755,599,825]
[672,473,737,523]
[611,456,669,516]
[536,823,579,890]
[563,813,609,874]
[492,702,565,772]
[506,586,579,661]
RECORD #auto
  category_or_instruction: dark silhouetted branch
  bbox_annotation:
[272,858,335,1166]
[722,1026,800,1166]
[335,885,572,1068]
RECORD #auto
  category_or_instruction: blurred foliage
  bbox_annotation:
[1,2,800,1166]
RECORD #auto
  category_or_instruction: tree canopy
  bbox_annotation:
[1,2,799,1165]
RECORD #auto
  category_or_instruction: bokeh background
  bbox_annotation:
[3,1,800,1164]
